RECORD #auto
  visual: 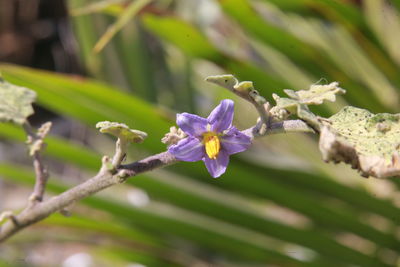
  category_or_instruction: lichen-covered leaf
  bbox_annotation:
[270,82,345,129]
[0,78,37,124]
[284,82,346,105]
[96,121,147,143]
[272,94,301,114]
[319,106,400,178]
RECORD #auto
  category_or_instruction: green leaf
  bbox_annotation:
[93,0,151,53]
[364,0,400,67]
[141,15,292,101]
[93,245,179,267]
[219,0,324,76]
[142,14,223,61]
[0,64,170,153]
[0,77,36,125]
[43,213,162,248]
[320,106,400,178]
[96,121,147,143]
[70,0,125,16]
[67,0,107,77]
[114,22,158,102]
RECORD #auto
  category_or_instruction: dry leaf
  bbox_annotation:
[0,78,36,125]
[319,106,400,178]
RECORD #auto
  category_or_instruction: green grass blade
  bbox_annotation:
[0,64,171,152]
[93,0,151,53]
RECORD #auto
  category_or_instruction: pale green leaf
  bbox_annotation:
[284,82,346,105]
[319,106,400,178]
[0,77,36,125]
[96,121,147,143]
[271,82,345,129]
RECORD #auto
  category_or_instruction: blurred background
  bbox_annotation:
[1,0,400,266]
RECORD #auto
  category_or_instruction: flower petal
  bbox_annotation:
[176,113,207,137]
[203,150,229,178]
[221,127,252,155]
[207,99,234,132]
[168,137,204,162]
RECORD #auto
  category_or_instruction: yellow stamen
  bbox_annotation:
[203,132,220,160]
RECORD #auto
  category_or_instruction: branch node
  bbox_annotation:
[0,211,18,227]
[28,194,42,204]
[254,118,268,136]
[101,156,116,174]
[116,169,130,183]
[96,121,148,168]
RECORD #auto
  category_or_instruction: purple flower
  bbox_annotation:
[168,99,252,178]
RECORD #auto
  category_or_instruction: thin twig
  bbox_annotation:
[29,153,49,203]
[243,119,315,139]
[23,122,51,207]
[111,138,127,168]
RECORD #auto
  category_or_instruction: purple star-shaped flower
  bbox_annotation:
[168,99,252,178]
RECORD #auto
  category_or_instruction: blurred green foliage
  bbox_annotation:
[1,0,400,266]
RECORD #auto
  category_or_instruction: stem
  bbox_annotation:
[243,119,314,139]
[0,152,176,242]
[23,123,50,206]
[111,138,127,167]
[30,153,49,203]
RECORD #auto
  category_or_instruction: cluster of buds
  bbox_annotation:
[161,126,187,147]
